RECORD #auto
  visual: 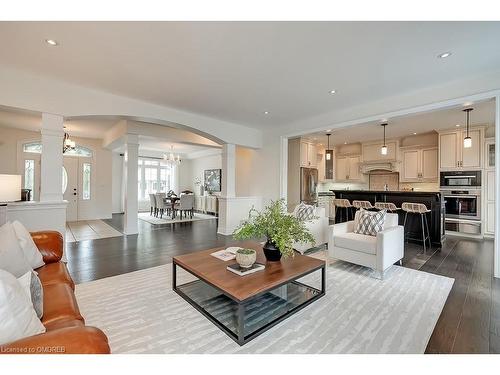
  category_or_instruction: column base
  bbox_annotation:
[217,196,262,236]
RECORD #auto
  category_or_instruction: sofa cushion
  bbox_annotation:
[18,271,44,319]
[0,269,45,345]
[41,283,84,329]
[12,221,45,269]
[354,209,387,236]
[44,318,85,332]
[334,232,377,255]
[36,262,75,290]
[0,222,32,278]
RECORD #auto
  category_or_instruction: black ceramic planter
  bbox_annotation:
[262,240,282,261]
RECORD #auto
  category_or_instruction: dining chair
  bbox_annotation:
[148,193,157,216]
[175,194,194,220]
[155,193,167,218]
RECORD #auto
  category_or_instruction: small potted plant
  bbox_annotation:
[233,199,314,261]
[235,248,257,268]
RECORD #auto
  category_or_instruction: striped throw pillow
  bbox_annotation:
[295,203,315,221]
[354,209,387,236]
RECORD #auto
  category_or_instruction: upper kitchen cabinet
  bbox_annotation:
[336,155,361,181]
[298,140,317,168]
[362,140,398,162]
[401,147,438,182]
[439,128,483,170]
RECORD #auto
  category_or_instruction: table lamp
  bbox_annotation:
[0,174,21,226]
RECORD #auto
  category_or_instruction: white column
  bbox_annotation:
[495,95,500,279]
[123,134,139,235]
[221,143,236,198]
[40,113,64,202]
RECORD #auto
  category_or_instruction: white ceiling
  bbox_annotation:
[0,106,219,155]
[138,136,218,156]
[303,99,496,146]
[0,22,499,129]
[0,106,119,138]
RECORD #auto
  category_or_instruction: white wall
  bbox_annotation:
[184,153,222,195]
[0,125,113,220]
[112,152,124,213]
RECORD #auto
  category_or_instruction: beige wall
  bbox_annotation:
[0,126,40,174]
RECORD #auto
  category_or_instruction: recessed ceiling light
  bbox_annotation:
[344,141,347,145]
[326,129,332,132]
[438,52,452,59]
[329,90,336,94]
[263,111,270,115]
[413,132,417,135]
[456,124,461,127]
[45,39,58,46]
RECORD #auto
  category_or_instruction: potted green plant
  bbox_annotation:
[233,199,315,261]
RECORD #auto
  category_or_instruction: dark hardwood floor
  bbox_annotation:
[65,213,499,354]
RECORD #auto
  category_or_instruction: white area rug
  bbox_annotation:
[76,260,453,354]
[138,212,216,225]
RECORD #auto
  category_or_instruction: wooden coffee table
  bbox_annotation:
[172,242,325,345]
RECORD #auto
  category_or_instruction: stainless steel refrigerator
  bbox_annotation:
[300,167,318,205]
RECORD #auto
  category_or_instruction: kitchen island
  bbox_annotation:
[330,190,444,247]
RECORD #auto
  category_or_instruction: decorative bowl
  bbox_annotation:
[235,248,257,269]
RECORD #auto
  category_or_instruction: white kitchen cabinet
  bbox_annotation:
[336,155,360,181]
[402,150,419,180]
[299,141,317,168]
[439,128,482,169]
[485,138,495,169]
[484,169,495,236]
[401,147,438,182]
[421,148,438,179]
[486,202,495,235]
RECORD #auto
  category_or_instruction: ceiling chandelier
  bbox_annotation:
[380,122,388,155]
[163,145,182,165]
[63,128,76,153]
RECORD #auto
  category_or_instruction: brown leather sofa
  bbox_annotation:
[1,231,110,354]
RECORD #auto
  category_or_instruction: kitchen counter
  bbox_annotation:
[330,189,444,246]
[329,189,440,195]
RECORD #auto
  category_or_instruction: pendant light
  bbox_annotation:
[463,108,473,149]
[380,123,388,155]
[325,133,332,161]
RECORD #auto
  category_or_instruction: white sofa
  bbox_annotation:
[328,211,404,278]
[292,206,329,254]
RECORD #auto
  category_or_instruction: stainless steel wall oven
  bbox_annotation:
[440,171,482,235]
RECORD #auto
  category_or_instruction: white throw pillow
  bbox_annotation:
[0,269,46,345]
[12,220,45,269]
[0,222,32,277]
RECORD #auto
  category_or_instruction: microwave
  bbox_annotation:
[440,170,481,189]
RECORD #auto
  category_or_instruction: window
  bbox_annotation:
[82,163,91,200]
[24,160,35,200]
[23,142,43,154]
[137,158,176,200]
[22,141,93,157]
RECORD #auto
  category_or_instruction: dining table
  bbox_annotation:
[163,196,180,219]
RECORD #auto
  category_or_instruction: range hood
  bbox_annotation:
[360,160,399,174]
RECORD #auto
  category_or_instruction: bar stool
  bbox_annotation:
[333,199,353,222]
[374,202,400,213]
[352,200,374,210]
[401,202,431,254]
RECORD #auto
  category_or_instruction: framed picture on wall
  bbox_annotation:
[204,169,222,193]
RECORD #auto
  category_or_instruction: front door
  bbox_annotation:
[63,157,79,221]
